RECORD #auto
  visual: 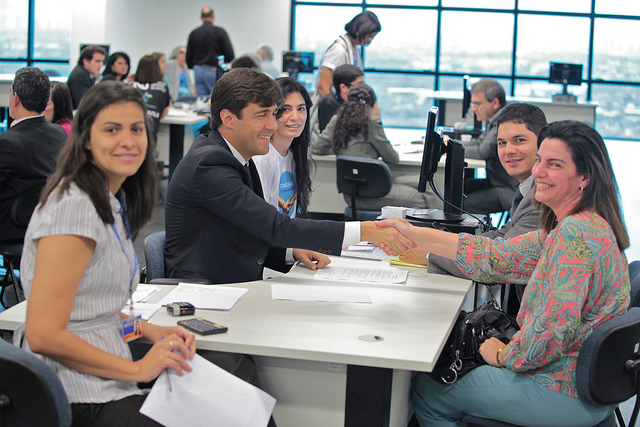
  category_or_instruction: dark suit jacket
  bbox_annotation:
[67,65,93,109]
[164,129,345,284]
[0,116,67,243]
[428,185,539,278]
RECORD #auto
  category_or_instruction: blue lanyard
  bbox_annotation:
[112,198,138,312]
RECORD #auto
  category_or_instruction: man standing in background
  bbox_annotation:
[186,6,235,96]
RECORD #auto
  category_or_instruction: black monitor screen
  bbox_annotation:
[418,106,443,193]
[282,51,315,76]
[462,75,471,118]
[549,62,583,86]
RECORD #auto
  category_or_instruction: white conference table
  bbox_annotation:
[0,256,472,427]
[310,127,486,215]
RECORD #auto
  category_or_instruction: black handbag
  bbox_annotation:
[429,301,520,384]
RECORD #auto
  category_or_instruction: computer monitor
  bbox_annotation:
[549,62,582,102]
[410,106,466,222]
[282,51,314,79]
[462,75,482,130]
[462,75,471,119]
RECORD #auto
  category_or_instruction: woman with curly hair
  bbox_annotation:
[313,83,437,210]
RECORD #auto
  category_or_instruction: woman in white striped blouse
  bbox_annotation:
[17,81,195,426]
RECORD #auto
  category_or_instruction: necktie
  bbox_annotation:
[510,189,524,218]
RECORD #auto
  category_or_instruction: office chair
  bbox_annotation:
[142,231,210,285]
[0,185,43,308]
[336,156,393,220]
[0,338,72,427]
[462,308,640,427]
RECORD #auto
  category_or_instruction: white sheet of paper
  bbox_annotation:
[121,302,162,321]
[132,285,160,302]
[140,353,276,427]
[157,283,248,311]
[314,266,408,283]
[271,284,372,303]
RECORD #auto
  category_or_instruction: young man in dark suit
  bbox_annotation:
[0,67,67,244]
[165,67,411,284]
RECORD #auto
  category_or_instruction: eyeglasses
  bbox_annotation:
[472,101,488,108]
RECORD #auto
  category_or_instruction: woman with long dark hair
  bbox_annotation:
[101,51,131,82]
[254,77,314,217]
[16,81,192,426]
[379,121,629,426]
[44,81,74,137]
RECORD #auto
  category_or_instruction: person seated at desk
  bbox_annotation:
[67,45,106,109]
[254,77,314,219]
[462,79,519,215]
[0,67,67,245]
[164,68,412,285]
[15,81,195,426]
[316,64,363,134]
[101,51,133,83]
[166,46,195,101]
[312,83,439,210]
[129,55,172,145]
[378,120,630,426]
[44,81,74,138]
[401,103,547,314]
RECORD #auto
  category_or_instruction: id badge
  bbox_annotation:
[122,315,143,342]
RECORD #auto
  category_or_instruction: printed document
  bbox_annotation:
[157,283,248,311]
[140,353,276,427]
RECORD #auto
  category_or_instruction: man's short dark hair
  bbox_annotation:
[471,79,506,107]
[332,64,364,93]
[210,68,283,129]
[497,103,547,136]
[77,45,107,66]
[12,67,51,113]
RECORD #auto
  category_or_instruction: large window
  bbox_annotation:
[292,1,640,139]
[0,0,71,77]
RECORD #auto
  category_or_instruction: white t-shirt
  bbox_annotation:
[254,144,298,218]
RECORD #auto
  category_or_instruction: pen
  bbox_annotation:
[161,336,172,392]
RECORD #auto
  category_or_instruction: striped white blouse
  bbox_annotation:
[16,183,146,404]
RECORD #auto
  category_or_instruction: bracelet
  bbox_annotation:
[496,346,505,367]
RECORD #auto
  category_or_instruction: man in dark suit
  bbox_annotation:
[165,67,411,284]
[400,103,547,313]
[0,67,67,244]
[67,45,106,109]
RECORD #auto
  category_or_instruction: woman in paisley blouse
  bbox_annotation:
[378,120,630,426]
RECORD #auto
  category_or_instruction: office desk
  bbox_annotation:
[431,91,597,127]
[310,127,485,215]
[0,257,472,427]
[157,110,210,179]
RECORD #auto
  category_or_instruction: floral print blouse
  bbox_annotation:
[456,210,629,398]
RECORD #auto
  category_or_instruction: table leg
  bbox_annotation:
[168,123,185,181]
[345,365,393,427]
